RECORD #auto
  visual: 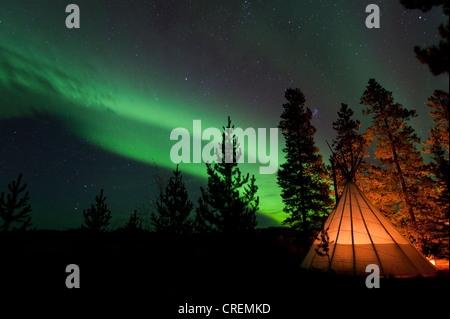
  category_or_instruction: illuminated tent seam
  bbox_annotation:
[354,183,422,276]
[301,181,438,277]
[352,186,385,276]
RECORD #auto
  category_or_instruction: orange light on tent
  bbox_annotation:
[301,182,439,277]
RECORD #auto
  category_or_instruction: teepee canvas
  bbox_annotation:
[301,181,438,277]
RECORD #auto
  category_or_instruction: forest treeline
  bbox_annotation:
[0,0,448,258]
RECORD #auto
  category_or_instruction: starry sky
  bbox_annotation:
[0,0,448,230]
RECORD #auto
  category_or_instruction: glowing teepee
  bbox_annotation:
[301,155,438,277]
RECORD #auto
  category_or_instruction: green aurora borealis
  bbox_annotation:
[0,0,448,229]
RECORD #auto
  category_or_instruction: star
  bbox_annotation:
[0,0,446,230]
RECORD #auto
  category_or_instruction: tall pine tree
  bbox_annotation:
[423,90,449,216]
[277,88,333,233]
[360,79,426,223]
[400,0,449,256]
[195,117,258,233]
[150,165,193,234]
[331,103,368,196]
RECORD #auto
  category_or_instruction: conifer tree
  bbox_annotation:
[82,189,112,232]
[423,90,449,216]
[151,165,193,234]
[277,88,333,232]
[360,79,427,223]
[358,163,403,217]
[331,103,368,195]
[124,210,141,231]
[195,117,259,233]
[400,0,449,255]
[0,174,33,231]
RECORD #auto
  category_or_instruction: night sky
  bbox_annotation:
[0,0,448,230]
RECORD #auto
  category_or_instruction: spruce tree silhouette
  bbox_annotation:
[332,104,367,170]
[124,210,141,231]
[277,89,333,233]
[82,189,112,232]
[0,174,33,231]
[331,103,368,195]
[150,165,194,234]
[195,117,259,233]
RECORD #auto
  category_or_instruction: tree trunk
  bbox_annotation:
[393,151,416,222]
[330,158,339,202]
[384,120,416,222]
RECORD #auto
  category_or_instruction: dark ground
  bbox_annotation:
[0,229,448,317]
